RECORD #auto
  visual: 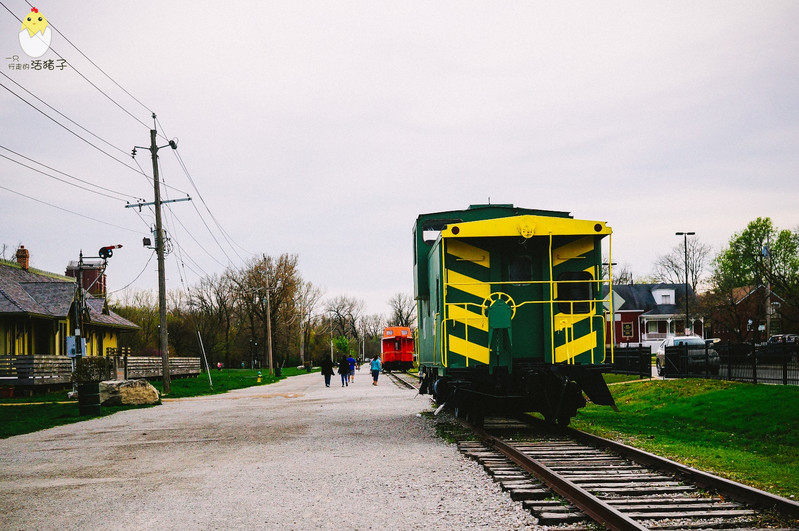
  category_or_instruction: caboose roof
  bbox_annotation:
[439,214,611,239]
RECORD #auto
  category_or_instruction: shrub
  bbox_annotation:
[72,356,109,383]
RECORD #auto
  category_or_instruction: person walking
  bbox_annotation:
[320,357,334,387]
[347,354,357,383]
[370,355,382,386]
[338,357,350,387]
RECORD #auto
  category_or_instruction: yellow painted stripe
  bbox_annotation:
[553,314,591,332]
[449,334,490,364]
[446,270,491,300]
[448,304,488,332]
[554,331,597,363]
[446,239,490,268]
[553,236,594,267]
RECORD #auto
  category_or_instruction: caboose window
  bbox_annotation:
[509,255,533,283]
[557,271,592,314]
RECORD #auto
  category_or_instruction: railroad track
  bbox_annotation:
[458,417,799,530]
[385,370,419,390]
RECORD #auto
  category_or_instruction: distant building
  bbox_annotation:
[604,283,701,352]
[707,284,792,343]
[0,246,138,357]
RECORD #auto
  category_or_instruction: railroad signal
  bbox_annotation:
[98,244,123,259]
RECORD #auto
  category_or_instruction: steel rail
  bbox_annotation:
[471,424,648,531]
[566,426,799,519]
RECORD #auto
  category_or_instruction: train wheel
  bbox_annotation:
[431,378,448,405]
[555,414,572,427]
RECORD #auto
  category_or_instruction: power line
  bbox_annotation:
[0,71,134,159]
[157,117,252,260]
[0,76,190,197]
[0,79,148,176]
[164,204,228,269]
[2,0,153,131]
[21,0,155,119]
[0,183,141,233]
[107,250,156,295]
[155,154,233,268]
[0,145,140,201]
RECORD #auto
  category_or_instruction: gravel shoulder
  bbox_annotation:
[0,371,542,530]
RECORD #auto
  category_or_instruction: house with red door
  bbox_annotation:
[604,283,702,352]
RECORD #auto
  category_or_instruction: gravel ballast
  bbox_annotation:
[1,371,543,530]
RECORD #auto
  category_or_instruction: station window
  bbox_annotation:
[557,271,592,314]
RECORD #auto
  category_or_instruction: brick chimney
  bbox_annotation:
[65,260,107,296]
[15,245,30,270]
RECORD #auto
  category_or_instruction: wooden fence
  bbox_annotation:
[0,355,73,386]
[0,355,201,387]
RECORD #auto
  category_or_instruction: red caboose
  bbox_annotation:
[381,326,414,372]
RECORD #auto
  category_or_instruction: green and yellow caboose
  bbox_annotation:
[414,204,617,425]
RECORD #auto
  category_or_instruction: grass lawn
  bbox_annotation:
[0,367,313,439]
[571,378,799,499]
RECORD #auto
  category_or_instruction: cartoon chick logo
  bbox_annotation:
[19,7,51,58]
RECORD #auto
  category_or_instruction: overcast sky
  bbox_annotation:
[2,1,797,316]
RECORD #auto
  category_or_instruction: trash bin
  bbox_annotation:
[305,362,312,373]
[77,382,101,416]
[275,366,282,378]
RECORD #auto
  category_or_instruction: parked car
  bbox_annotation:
[759,334,798,363]
[766,334,797,344]
[656,336,720,376]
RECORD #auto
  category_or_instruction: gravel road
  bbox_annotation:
[1,371,543,530]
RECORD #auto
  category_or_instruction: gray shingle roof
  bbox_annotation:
[0,261,138,329]
[604,283,693,316]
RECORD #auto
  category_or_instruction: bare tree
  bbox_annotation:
[360,313,385,338]
[652,237,712,293]
[189,274,236,367]
[326,295,364,341]
[228,253,302,368]
[109,290,159,355]
[387,292,416,327]
[295,280,323,364]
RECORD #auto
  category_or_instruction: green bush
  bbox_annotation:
[71,356,108,383]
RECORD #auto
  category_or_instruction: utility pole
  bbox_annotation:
[266,287,273,375]
[150,128,171,393]
[129,116,189,394]
[676,232,695,336]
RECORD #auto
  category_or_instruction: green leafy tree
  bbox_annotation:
[333,336,352,357]
[709,218,799,340]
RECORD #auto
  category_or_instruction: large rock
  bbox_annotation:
[99,379,160,406]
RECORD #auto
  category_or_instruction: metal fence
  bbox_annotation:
[610,347,651,379]
[716,342,798,385]
[659,342,798,385]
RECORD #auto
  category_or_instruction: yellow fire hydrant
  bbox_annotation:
[257,370,262,383]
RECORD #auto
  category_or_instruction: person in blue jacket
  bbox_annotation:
[370,355,382,386]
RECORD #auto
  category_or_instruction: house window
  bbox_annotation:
[557,271,592,314]
[661,294,671,304]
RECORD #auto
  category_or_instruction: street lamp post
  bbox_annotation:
[675,232,695,336]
